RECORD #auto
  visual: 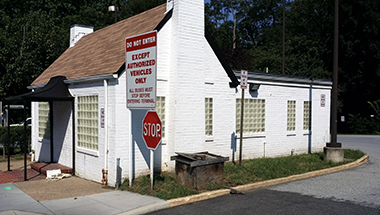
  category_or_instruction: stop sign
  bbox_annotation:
[142,110,162,150]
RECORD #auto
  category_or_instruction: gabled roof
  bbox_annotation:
[31,4,168,86]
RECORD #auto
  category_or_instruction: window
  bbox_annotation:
[303,101,311,130]
[236,99,265,134]
[155,96,165,138]
[38,102,50,139]
[287,100,296,131]
[78,95,98,150]
[205,98,213,136]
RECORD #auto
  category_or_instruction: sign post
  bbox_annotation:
[239,70,248,166]
[126,31,158,187]
[142,110,162,190]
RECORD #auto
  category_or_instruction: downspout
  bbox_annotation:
[102,79,109,185]
[49,101,54,162]
[308,79,313,154]
[72,98,76,175]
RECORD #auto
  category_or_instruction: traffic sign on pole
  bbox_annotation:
[126,31,157,109]
[142,110,162,150]
[142,110,162,190]
[240,70,248,90]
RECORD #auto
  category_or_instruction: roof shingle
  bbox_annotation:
[32,4,167,86]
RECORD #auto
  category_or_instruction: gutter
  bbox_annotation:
[234,70,332,87]
[28,73,118,89]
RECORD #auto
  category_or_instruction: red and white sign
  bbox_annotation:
[126,31,157,109]
[142,111,162,150]
[321,94,326,107]
[100,108,105,128]
[241,70,248,90]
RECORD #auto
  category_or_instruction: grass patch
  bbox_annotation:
[343,149,365,160]
[112,149,365,200]
[121,172,198,200]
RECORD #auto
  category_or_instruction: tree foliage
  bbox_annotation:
[0,0,165,101]
[206,0,380,133]
[1,0,380,134]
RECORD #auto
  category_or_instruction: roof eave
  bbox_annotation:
[233,70,333,86]
[28,73,118,90]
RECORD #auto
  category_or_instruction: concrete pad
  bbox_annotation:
[40,195,122,215]
[43,201,121,215]
[86,191,167,212]
[119,202,170,215]
[0,183,53,215]
[40,196,95,211]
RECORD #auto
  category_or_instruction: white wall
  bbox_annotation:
[232,83,331,160]
[69,81,106,182]
[31,0,332,186]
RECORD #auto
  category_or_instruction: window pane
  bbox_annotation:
[38,102,50,139]
[205,98,213,136]
[287,100,296,131]
[303,101,311,130]
[78,95,98,150]
[236,99,265,134]
[155,97,165,138]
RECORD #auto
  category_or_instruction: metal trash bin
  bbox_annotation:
[171,151,229,189]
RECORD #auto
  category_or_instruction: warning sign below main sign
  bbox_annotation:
[126,31,157,109]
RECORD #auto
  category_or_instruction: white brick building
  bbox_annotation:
[29,0,332,186]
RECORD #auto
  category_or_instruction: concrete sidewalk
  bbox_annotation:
[0,183,170,215]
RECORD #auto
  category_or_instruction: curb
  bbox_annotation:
[167,154,369,208]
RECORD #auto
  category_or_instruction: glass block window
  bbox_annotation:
[38,102,50,139]
[236,99,265,134]
[205,98,213,136]
[303,101,311,130]
[155,96,165,138]
[78,95,98,150]
[287,100,296,131]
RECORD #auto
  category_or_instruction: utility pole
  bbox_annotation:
[282,0,285,75]
[327,0,341,148]
[324,0,343,163]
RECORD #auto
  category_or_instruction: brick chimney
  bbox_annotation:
[70,24,93,48]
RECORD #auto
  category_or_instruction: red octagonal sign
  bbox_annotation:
[142,110,162,150]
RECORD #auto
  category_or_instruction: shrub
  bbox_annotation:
[0,126,31,155]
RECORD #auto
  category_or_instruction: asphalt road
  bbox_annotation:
[151,135,380,215]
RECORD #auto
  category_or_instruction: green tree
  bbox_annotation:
[0,0,165,101]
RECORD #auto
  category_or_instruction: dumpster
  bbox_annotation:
[171,151,229,189]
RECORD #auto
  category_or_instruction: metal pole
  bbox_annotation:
[116,158,120,189]
[239,89,245,166]
[72,99,76,175]
[49,101,54,162]
[150,149,154,190]
[23,100,27,181]
[129,109,133,187]
[7,104,10,171]
[0,101,2,126]
[327,0,341,147]
[282,0,285,75]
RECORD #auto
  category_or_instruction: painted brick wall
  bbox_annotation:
[232,83,331,160]
[31,0,332,186]
[168,0,206,155]
[69,81,106,183]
